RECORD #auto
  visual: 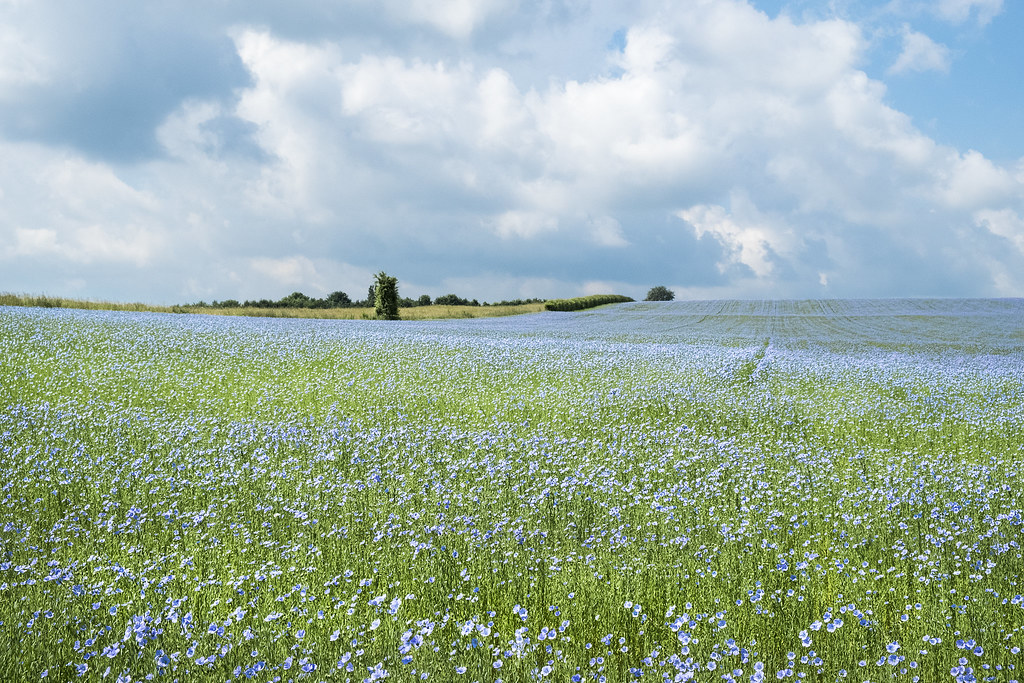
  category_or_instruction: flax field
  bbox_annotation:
[1,299,1022,682]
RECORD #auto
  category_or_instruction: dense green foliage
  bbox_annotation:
[227,291,360,309]
[193,290,544,310]
[487,297,546,307]
[645,285,675,301]
[373,272,400,320]
[544,294,634,311]
[434,293,480,306]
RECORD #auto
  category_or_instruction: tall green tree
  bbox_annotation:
[374,272,400,320]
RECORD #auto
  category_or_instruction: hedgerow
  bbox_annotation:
[544,294,634,311]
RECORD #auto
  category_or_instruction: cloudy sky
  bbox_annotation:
[2,0,1023,303]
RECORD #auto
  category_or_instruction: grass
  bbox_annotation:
[0,293,175,312]
[0,293,546,320]
[0,299,1022,682]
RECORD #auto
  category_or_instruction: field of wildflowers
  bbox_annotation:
[1,299,1022,682]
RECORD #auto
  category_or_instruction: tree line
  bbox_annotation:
[192,287,544,310]
[185,272,673,314]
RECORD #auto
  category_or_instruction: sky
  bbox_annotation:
[2,0,1023,304]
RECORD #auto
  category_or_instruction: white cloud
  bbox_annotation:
[186,7,1024,295]
[975,208,1024,254]
[390,0,515,39]
[589,216,629,247]
[46,157,160,217]
[490,210,558,239]
[677,203,784,278]
[3,0,1024,301]
[0,23,51,91]
[6,225,162,266]
[249,255,322,288]
[581,279,635,296]
[8,227,58,256]
[934,0,1003,25]
[0,143,166,267]
[936,150,1017,209]
[889,27,951,75]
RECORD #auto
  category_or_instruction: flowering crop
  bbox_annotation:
[1,299,1022,682]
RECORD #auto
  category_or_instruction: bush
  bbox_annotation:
[645,286,675,301]
[374,272,400,320]
[544,294,633,312]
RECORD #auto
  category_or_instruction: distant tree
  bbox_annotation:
[434,293,471,306]
[279,291,314,308]
[326,291,351,308]
[645,286,675,301]
[417,294,432,307]
[373,272,400,320]
[491,298,545,306]
[366,285,375,307]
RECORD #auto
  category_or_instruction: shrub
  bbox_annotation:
[544,294,633,312]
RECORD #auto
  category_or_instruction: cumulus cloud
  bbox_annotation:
[0,143,166,266]
[889,27,951,74]
[589,216,629,248]
[975,208,1024,254]
[490,211,559,239]
[0,23,51,90]
[390,0,516,38]
[249,255,324,288]
[0,2,251,161]
[678,204,784,278]
[9,226,162,266]
[0,0,1022,302]
[934,0,1003,25]
[935,150,1017,208]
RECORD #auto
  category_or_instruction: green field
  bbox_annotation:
[1,300,1022,682]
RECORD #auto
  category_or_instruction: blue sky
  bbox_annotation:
[1,0,1023,303]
